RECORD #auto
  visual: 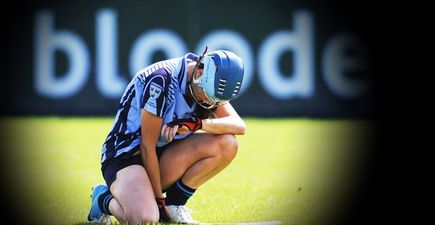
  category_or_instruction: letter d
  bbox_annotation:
[258,10,315,99]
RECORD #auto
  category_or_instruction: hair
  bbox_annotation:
[194,105,216,119]
[198,62,204,69]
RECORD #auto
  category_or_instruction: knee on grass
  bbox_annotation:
[122,207,159,224]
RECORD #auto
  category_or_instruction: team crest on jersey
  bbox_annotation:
[149,82,162,99]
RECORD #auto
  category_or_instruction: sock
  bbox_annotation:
[165,179,196,206]
[98,190,113,215]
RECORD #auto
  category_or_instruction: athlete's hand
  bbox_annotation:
[161,124,178,142]
[168,116,202,133]
[156,197,170,222]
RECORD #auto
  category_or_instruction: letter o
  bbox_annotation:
[129,29,187,76]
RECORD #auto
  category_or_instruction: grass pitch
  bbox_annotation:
[1,117,373,225]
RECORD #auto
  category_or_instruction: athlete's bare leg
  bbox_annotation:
[109,165,159,224]
[159,133,238,189]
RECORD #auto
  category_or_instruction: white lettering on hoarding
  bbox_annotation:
[34,10,90,98]
[96,9,126,98]
[34,8,370,100]
[258,11,314,99]
[129,29,187,80]
[322,33,370,98]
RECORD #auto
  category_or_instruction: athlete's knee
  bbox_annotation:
[123,204,159,224]
[217,134,238,162]
[124,211,159,224]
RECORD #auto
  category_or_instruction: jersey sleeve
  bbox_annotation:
[142,73,170,117]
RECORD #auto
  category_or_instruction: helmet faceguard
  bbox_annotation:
[189,47,244,109]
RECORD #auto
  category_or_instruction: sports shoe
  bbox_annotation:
[166,205,199,224]
[87,184,112,224]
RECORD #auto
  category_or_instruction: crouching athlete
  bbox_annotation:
[87,47,246,224]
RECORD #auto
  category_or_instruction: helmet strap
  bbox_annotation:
[189,46,208,85]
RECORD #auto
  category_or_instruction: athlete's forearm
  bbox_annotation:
[201,116,246,135]
[141,145,163,198]
[140,109,164,198]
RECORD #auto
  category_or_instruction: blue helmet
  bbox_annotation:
[196,50,244,104]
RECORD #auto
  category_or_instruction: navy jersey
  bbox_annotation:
[101,53,200,163]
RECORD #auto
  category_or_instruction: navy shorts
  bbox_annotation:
[101,145,168,188]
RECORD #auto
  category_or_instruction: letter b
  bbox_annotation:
[34,10,90,98]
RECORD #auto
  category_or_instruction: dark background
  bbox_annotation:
[2,0,376,118]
